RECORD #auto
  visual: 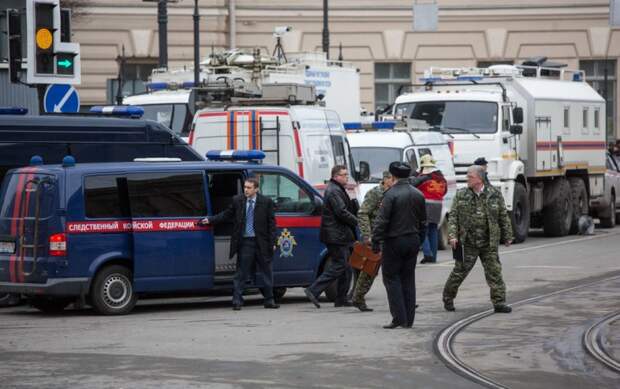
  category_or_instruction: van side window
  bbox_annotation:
[85,175,126,219]
[330,135,347,166]
[127,172,206,217]
[256,173,313,214]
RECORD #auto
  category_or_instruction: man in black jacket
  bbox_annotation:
[372,162,427,329]
[305,165,358,308]
[200,177,279,310]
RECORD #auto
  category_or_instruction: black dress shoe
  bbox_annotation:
[304,288,320,308]
[494,304,512,313]
[352,302,374,312]
[334,301,353,307]
[264,302,280,309]
[382,322,402,329]
[443,299,455,312]
[232,304,242,311]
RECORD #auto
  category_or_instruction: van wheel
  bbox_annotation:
[569,178,588,234]
[510,182,529,243]
[600,194,616,228]
[90,265,137,315]
[543,178,573,237]
[30,297,72,313]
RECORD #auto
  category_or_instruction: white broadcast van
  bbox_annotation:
[123,51,362,142]
[190,84,365,198]
[346,122,457,248]
[392,62,607,241]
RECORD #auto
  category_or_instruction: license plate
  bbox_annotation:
[0,241,15,254]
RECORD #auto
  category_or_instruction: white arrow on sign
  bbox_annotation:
[54,86,77,113]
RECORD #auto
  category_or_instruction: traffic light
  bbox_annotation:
[25,0,81,85]
[34,1,55,75]
[7,10,23,83]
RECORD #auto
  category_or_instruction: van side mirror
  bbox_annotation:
[509,124,523,135]
[358,161,370,182]
[512,107,524,124]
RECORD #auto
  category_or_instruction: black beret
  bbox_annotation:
[474,157,488,166]
[389,161,411,178]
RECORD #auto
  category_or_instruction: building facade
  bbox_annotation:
[39,0,620,139]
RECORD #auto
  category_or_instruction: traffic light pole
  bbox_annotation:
[193,0,200,86]
[158,0,168,69]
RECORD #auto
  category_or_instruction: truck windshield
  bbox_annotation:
[350,147,402,182]
[141,104,189,136]
[395,101,498,134]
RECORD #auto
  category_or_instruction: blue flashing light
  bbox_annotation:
[29,155,44,166]
[146,82,169,91]
[206,150,266,161]
[182,81,195,89]
[0,107,28,115]
[572,73,583,82]
[343,121,396,131]
[90,106,144,118]
[420,77,442,83]
[456,75,483,81]
[62,155,76,167]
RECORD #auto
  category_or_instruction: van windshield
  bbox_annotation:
[0,173,57,220]
[350,147,402,182]
[394,101,498,134]
[141,104,189,136]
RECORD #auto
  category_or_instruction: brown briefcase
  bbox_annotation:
[348,242,382,277]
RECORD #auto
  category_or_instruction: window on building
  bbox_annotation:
[580,60,617,139]
[106,60,158,104]
[127,172,206,217]
[374,63,411,112]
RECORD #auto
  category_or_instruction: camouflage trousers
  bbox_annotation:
[442,245,506,306]
[351,270,377,305]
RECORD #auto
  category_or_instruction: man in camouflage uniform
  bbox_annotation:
[351,171,393,312]
[442,165,514,313]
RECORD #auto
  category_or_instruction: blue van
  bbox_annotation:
[0,152,326,314]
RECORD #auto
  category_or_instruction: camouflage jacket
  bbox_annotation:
[448,185,513,248]
[358,185,384,239]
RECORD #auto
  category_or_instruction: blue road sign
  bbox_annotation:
[44,84,80,113]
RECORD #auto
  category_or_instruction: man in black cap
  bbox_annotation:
[372,161,426,329]
[474,157,491,186]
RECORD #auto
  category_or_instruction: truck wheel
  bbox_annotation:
[29,297,72,313]
[543,179,573,237]
[569,178,588,234]
[90,265,137,315]
[600,194,616,228]
[510,182,529,243]
[438,219,449,250]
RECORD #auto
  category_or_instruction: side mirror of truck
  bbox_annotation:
[513,107,524,124]
[509,124,523,135]
[358,161,370,182]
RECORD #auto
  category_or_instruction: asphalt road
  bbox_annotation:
[1,226,619,388]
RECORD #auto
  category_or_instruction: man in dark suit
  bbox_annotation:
[304,165,358,308]
[199,177,279,310]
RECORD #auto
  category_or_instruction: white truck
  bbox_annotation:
[346,123,457,248]
[123,51,362,141]
[393,64,607,241]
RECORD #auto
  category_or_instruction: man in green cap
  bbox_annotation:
[351,171,394,312]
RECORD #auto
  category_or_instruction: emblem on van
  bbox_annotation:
[277,229,297,258]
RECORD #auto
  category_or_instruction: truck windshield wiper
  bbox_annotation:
[435,126,481,139]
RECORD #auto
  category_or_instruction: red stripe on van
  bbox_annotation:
[198,112,227,118]
[292,127,304,178]
[258,111,289,116]
[276,216,321,228]
[8,173,27,282]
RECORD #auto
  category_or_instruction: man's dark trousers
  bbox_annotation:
[382,234,420,327]
[233,237,274,306]
[307,244,351,304]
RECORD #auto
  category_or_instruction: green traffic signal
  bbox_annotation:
[58,59,72,68]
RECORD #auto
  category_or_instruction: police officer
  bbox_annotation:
[372,162,426,329]
[351,171,394,312]
[442,165,513,313]
[305,165,358,308]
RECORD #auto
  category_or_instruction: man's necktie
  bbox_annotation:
[245,199,255,236]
